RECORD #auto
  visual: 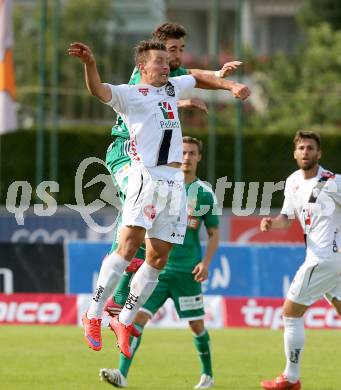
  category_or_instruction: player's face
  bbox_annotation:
[294,138,321,171]
[141,50,170,86]
[165,38,185,71]
[182,143,202,174]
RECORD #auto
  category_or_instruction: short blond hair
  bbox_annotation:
[183,136,203,154]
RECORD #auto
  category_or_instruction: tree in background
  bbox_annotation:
[13,0,135,124]
[298,0,341,31]
[251,19,341,134]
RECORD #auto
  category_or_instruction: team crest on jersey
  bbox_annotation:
[165,82,175,97]
[158,101,174,119]
[138,88,149,96]
[321,171,335,180]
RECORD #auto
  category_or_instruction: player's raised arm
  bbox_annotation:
[68,42,112,103]
[191,72,251,100]
[190,60,243,78]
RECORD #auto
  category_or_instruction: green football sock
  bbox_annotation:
[118,323,144,378]
[193,329,213,377]
[112,272,133,305]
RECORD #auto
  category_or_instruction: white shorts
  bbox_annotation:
[121,163,187,244]
[287,253,341,306]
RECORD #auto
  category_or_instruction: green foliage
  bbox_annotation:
[254,23,341,133]
[1,326,341,389]
[298,0,341,31]
[13,0,135,122]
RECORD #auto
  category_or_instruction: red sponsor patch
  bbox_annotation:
[138,88,149,96]
[144,205,156,220]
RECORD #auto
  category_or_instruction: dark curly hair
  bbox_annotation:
[152,22,187,42]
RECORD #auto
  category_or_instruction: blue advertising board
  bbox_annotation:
[66,242,305,297]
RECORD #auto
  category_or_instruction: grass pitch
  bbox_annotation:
[1,325,340,389]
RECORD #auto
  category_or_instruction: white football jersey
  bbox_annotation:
[104,75,196,167]
[281,166,341,261]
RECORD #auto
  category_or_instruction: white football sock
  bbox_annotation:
[283,316,305,382]
[87,251,129,319]
[119,262,160,326]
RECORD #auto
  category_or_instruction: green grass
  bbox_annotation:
[0,326,340,389]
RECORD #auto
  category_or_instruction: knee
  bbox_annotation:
[117,239,140,260]
[147,256,167,270]
[189,320,205,335]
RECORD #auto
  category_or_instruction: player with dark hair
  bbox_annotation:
[68,38,250,358]
[102,21,248,327]
[260,131,341,390]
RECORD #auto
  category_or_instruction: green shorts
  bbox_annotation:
[142,270,205,320]
[105,136,131,203]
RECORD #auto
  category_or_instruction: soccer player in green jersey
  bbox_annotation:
[100,136,219,389]
[104,21,244,316]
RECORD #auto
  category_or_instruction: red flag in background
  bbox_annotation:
[0,0,17,134]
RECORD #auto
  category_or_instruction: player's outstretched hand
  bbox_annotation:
[178,98,208,113]
[260,217,272,232]
[192,262,209,282]
[68,42,95,65]
[231,82,251,100]
[219,61,242,77]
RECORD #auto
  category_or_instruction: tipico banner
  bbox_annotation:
[0,0,17,134]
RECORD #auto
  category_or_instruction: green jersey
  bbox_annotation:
[110,66,189,138]
[165,178,219,273]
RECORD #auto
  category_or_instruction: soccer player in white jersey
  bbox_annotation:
[259,131,341,390]
[68,39,250,358]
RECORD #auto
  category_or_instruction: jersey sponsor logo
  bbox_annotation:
[165,82,175,97]
[159,120,179,129]
[143,205,156,220]
[158,101,174,119]
[138,87,149,96]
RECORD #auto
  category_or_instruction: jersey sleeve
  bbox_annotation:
[280,179,296,218]
[325,174,341,206]
[203,191,220,229]
[103,83,129,114]
[171,75,196,98]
